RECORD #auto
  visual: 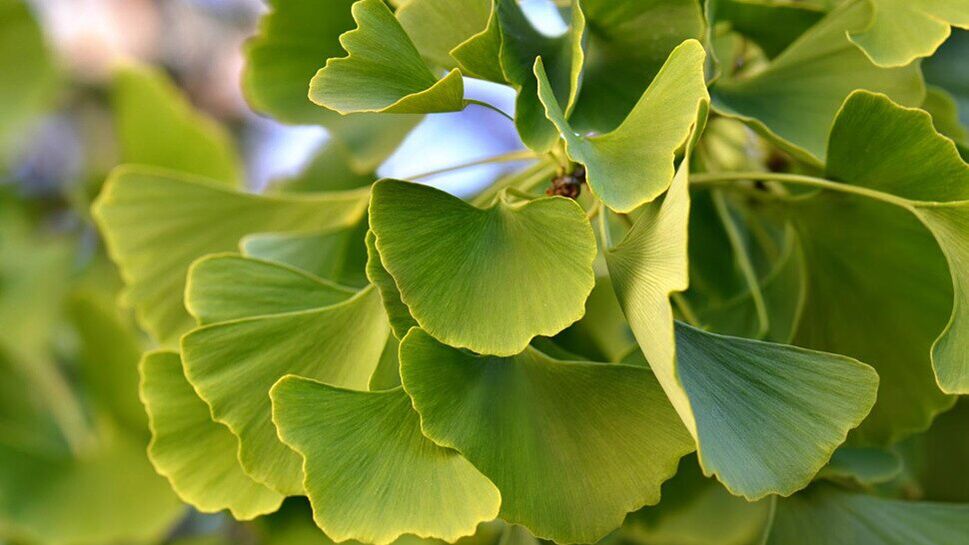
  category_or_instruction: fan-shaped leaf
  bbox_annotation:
[606,156,879,499]
[400,328,694,544]
[271,377,500,545]
[308,0,464,114]
[847,0,969,67]
[241,224,370,288]
[711,0,924,164]
[369,180,595,356]
[568,0,705,133]
[92,166,368,344]
[140,350,283,519]
[765,484,969,544]
[114,65,242,185]
[537,39,709,212]
[182,258,389,495]
[365,230,417,339]
[395,0,492,70]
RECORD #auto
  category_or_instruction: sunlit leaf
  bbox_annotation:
[707,0,823,60]
[400,328,694,543]
[847,0,969,67]
[364,230,417,339]
[242,0,420,171]
[536,39,709,212]
[92,166,368,344]
[114,64,242,185]
[242,222,370,288]
[764,484,969,544]
[395,0,492,70]
[308,0,464,114]
[606,158,879,499]
[369,180,595,356]
[182,257,389,495]
[140,350,283,519]
[568,0,705,133]
[711,0,925,164]
[271,377,500,544]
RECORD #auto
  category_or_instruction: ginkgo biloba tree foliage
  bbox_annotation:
[6,0,969,544]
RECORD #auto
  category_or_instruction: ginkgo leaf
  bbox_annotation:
[369,180,596,356]
[768,92,969,447]
[92,165,368,344]
[707,0,823,60]
[537,39,709,212]
[140,350,284,519]
[266,140,375,194]
[242,0,421,171]
[818,447,901,486]
[400,328,694,544]
[711,0,924,164]
[241,223,370,288]
[621,455,774,545]
[922,29,969,131]
[450,0,505,83]
[271,377,500,545]
[0,0,55,167]
[605,155,879,500]
[568,0,705,133]
[552,276,637,363]
[182,264,389,495]
[395,0,492,70]
[495,0,584,152]
[0,429,183,545]
[365,230,417,339]
[185,254,355,324]
[114,64,242,185]
[308,0,464,114]
[847,0,969,67]
[764,484,969,544]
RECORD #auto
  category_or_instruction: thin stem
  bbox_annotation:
[406,149,539,181]
[689,171,912,209]
[464,99,516,123]
[471,160,556,206]
[504,187,544,201]
[712,190,769,338]
[17,352,94,455]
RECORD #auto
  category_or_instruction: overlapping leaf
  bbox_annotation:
[711,0,925,164]
[92,166,368,344]
[271,378,500,544]
[243,0,420,171]
[181,255,389,495]
[308,0,464,114]
[368,179,595,356]
[605,147,879,500]
[114,65,242,185]
[400,328,694,543]
[395,0,492,71]
[140,350,283,519]
[568,0,705,132]
[847,0,969,67]
[537,39,709,212]
[242,223,370,289]
[764,484,969,544]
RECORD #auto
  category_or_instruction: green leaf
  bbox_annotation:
[399,328,694,544]
[568,0,705,133]
[92,166,369,344]
[496,0,585,152]
[242,222,370,288]
[551,276,637,363]
[450,1,505,83]
[916,398,969,502]
[847,0,969,67]
[365,230,418,339]
[0,0,56,167]
[271,378,500,544]
[605,159,879,499]
[266,140,375,194]
[182,260,389,495]
[185,254,355,324]
[369,180,596,356]
[818,447,902,486]
[536,39,709,212]
[764,484,969,544]
[242,0,421,171]
[711,0,925,164]
[395,0,492,70]
[922,86,969,147]
[308,0,464,114]
[922,29,969,130]
[621,455,773,545]
[140,350,284,519]
[707,0,824,60]
[114,65,242,185]
[0,425,182,545]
